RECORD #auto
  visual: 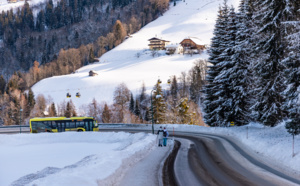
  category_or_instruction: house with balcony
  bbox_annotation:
[148,37,170,50]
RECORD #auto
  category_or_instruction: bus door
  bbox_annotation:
[84,120,92,131]
[57,121,65,132]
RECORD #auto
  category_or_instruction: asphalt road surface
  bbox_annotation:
[172,132,300,186]
[99,128,300,186]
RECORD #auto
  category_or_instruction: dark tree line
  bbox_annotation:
[203,0,300,136]
[0,0,169,76]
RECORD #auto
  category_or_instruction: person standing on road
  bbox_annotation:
[163,127,169,146]
[157,126,164,147]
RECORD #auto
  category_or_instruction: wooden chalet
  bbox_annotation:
[180,37,206,52]
[148,37,170,50]
[7,0,17,3]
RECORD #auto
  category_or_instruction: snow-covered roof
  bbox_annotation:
[183,37,205,45]
[148,37,170,42]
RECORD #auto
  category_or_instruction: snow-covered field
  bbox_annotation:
[0,123,299,186]
[0,132,158,186]
[31,0,240,110]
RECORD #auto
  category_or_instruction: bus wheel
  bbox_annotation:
[77,129,83,132]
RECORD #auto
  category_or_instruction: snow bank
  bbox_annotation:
[0,132,156,186]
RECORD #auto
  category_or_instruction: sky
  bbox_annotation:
[30,0,240,112]
[0,122,299,186]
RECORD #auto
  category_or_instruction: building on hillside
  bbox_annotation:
[180,37,206,54]
[148,37,170,50]
[165,43,183,55]
[7,0,17,3]
[89,70,98,76]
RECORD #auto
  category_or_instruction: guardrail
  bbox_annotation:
[98,123,151,128]
[0,123,153,134]
[0,125,30,134]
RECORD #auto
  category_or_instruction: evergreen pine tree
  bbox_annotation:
[54,2,62,28]
[211,5,237,127]
[139,82,146,103]
[170,75,178,100]
[65,102,71,117]
[203,2,230,126]
[36,10,45,32]
[22,1,34,30]
[134,99,141,118]
[28,88,35,109]
[45,0,54,28]
[251,0,289,126]
[129,93,134,113]
[0,75,6,94]
[225,0,253,126]
[151,80,166,124]
[281,0,300,136]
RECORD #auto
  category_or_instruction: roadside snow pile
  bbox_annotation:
[0,132,156,186]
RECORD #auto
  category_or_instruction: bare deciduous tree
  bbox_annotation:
[31,94,46,117]
[113,83,130,123]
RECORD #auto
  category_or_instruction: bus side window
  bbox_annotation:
[51,121,57,129]
[65,122,70,128]
[77,121,84,128]
[70,121,76,128]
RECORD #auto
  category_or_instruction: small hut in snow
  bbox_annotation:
[89,70,98,76]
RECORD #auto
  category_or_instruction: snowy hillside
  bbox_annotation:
[0,0,60,13]
[32,0,240,110]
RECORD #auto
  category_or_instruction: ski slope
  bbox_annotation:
[32,0,240,110]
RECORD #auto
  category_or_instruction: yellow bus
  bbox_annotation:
[30,117,98,133]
